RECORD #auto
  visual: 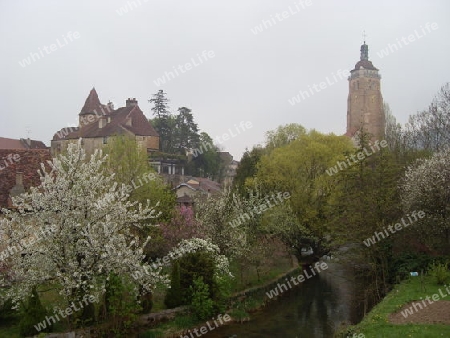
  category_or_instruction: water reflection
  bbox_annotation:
[203,263,357,338]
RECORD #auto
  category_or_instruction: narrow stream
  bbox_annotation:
[202,262,362,338]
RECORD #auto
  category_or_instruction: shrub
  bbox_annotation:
[389,252,447,282]
[164,261,183,309]
[79,299,96,327]
[428,261,450,285]
[213,274,233,313]
[140,289,153,314]
[164,250,220,312]
[100,273,141,335]
[189,276,215,321]
[0,296,16,323]
[19,287,51,337]
[179,251,217,304]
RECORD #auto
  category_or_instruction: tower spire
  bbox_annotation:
[360,32,369,61]
[347,38,385,140]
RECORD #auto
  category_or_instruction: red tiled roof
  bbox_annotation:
[0,137,47,150]
[0,138,22,149]
[53,89,159,141]
[180,177,221,194]
[0,149,52,209]
[53,105,159,140]
[195,177,221,193]
[23,139,47,149]
[80,88,107,115]
[52,126,80,140]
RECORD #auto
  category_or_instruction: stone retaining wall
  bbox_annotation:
[35,266,302,337]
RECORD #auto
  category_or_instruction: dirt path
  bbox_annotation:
[389,300,450,325]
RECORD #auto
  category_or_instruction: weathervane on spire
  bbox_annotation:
[26,126,31,139]
[362,30,367,44]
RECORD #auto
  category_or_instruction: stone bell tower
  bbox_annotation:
[347,41,385,139]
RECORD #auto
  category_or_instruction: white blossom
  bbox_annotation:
[0,140,167,307]
[401,147,450,241]
[168,238,232,278]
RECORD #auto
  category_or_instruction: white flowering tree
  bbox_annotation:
[401,147,450,251]
[168,238,232,279]
[193,184,283,284]
[193,189,251,259]
[0,141,168,309]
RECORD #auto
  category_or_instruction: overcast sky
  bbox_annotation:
[1,0,449,160]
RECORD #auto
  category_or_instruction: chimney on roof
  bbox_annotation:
[107,101,114,112]
[20,138,32,148]
[126,98,138,107]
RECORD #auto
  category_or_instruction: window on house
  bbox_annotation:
[103,137,108,144]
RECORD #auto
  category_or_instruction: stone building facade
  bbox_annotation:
[51,88,159,155]
[347,42,385,139]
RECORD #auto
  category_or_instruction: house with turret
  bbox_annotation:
[51,88,159,155]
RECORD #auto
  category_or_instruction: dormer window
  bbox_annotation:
[99,118,107,129]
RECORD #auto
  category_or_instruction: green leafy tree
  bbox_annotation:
[102,135,175,262]
[329,130,402,245]
[265,123,306,153]
[329,130,403,302]
[149,89,170,119]
[255,128,354,262]
[174,107,200,155]
[149,90,174,153]
[262,202,312,259]
[103,135,176,224]
[233,146,264,195]
[188,132,222,179]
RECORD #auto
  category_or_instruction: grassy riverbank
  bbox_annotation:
[0,248,295,338]
[339,275,450,338]
[137,256,299,337]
